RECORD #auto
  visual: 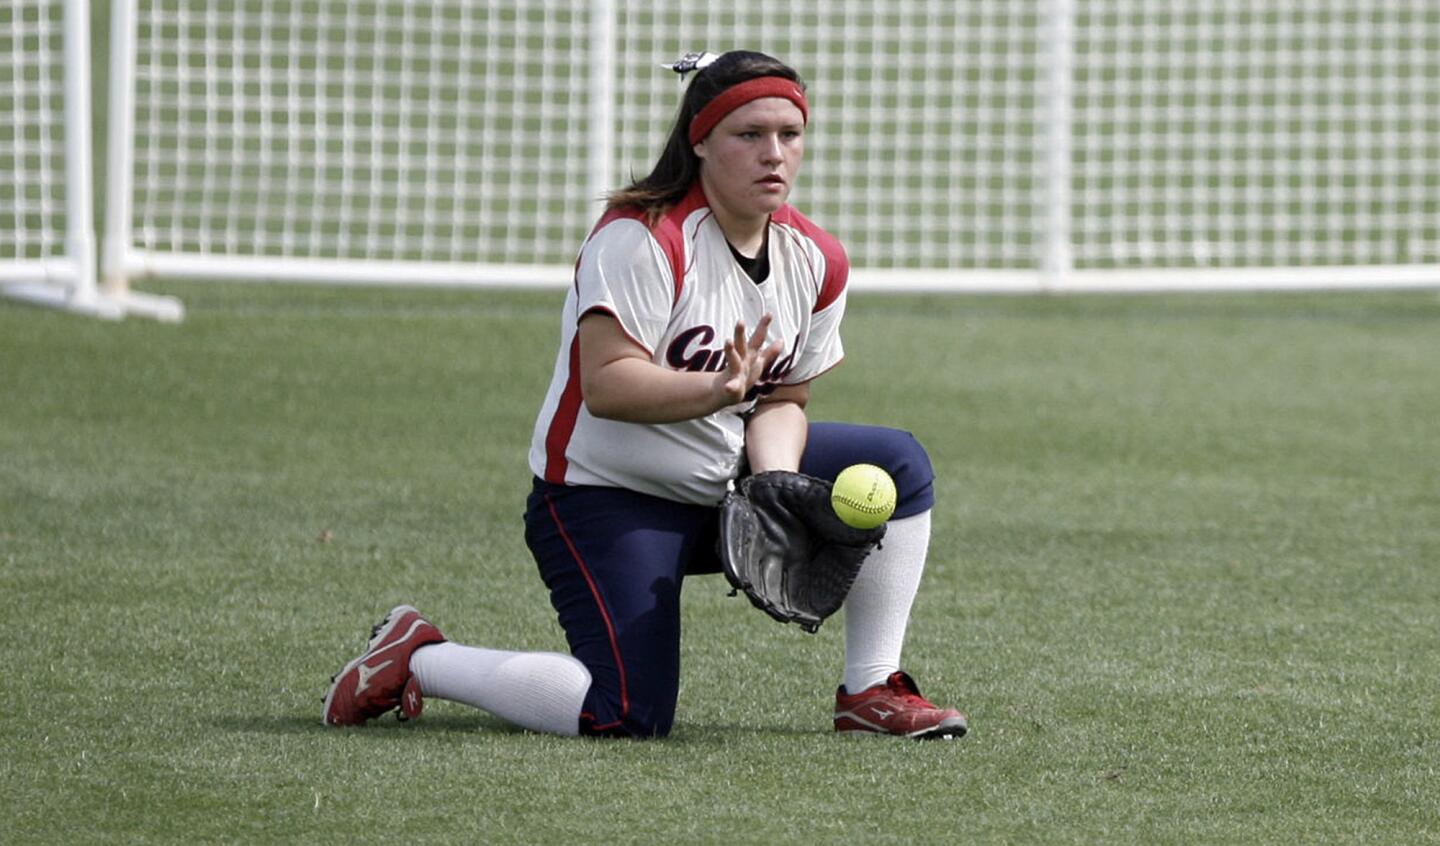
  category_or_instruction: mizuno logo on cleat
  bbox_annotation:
[870,707,894,720]
[355,659,393,695]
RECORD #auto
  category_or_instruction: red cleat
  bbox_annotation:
[322,605,446,727]
[834,671,968,740]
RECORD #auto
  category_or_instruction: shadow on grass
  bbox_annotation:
[211,713,500,736]
[212,714,834,744]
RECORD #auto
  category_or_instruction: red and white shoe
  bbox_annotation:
[834,671,968,740]
[322,605,446,727]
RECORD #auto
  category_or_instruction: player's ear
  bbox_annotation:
[692,139,708,160]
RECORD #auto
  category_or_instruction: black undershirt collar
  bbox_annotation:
[727,232,771,284]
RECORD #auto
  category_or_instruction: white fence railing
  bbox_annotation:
[5,1,1439,320]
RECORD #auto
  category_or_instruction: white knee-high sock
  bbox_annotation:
[409,642,590,736]
[843,509,931,694]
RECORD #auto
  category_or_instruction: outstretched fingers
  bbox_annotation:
[749,314,784,374]
[746,314,772,352]
[718,314,783,405]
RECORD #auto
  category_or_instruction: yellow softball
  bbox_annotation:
[831,464,897,529]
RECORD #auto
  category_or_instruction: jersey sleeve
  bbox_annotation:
[784,231,849,384]
[783,295,846,385]
[791,283,846,383]
[574,218,677,354]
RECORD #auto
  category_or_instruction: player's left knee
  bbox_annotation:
[867,428,935,519]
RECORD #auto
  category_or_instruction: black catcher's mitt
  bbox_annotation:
[718,470,887,633]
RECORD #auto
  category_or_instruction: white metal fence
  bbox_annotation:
[5,1,1439,319]
[1,0,123,317]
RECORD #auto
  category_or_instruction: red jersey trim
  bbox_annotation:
[772,204,849,312]
[542,335,585,484]
[586,186,709,306]
[660,184,711,303]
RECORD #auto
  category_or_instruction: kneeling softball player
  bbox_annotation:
[323,50,967,740]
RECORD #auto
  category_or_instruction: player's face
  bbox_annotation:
[694,97,806,226]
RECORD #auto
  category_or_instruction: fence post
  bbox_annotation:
[62,0,106,312]
[587,0,617,223]
[1041,0,1075,291]
[101,0,136,298]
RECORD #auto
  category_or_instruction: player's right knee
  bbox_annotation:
[579,710,676,739]
[578,683,677,739]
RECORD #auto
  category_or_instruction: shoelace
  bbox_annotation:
[888,675,940,710]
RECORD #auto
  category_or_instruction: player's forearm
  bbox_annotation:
[744,398,808,472]
[582,356,733,423]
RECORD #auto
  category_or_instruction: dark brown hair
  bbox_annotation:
[604,51,806,220]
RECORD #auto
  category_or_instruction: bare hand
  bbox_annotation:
[715,314,784,407]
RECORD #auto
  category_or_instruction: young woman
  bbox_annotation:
[324,50,967,740]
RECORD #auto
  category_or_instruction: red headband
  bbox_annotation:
[688,77,809,145]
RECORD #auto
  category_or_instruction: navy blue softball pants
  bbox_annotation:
[522,422,935,738]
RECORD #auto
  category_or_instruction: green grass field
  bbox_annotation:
[3,283,1439,843]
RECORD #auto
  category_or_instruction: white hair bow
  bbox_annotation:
[664,51,722,77]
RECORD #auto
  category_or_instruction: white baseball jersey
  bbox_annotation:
[528,182,849,505]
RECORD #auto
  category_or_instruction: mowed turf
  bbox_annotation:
[2,283,1438,844]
